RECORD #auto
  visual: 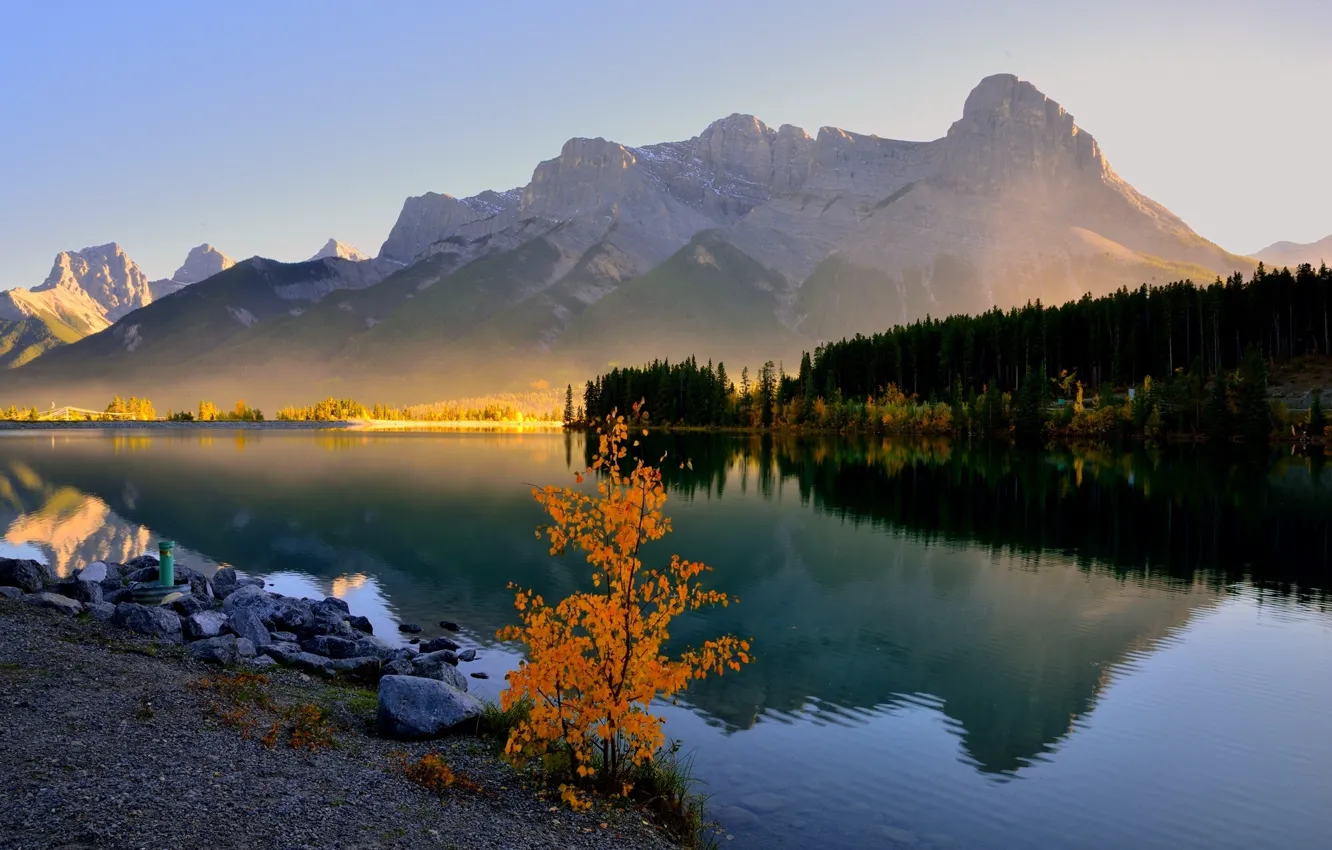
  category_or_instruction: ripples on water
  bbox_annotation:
[0,431,1328,850]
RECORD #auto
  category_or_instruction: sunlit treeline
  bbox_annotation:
[275,395,562,422]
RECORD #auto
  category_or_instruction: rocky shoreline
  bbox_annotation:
[0,556,675,849]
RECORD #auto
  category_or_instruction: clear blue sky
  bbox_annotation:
[1,0,1328,287]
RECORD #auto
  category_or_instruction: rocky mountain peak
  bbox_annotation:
[37,243,152,320]
[172,244,235,285]
[309,239,369,262]
[938,73,1107,194]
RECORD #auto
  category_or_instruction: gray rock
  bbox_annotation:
[171,594,211,617]
[311,597,349,617]
[211,567,239,597]
[24,592,84,616]
[104,587,134,605]
[247,655,277,669]
[382,658,415,677]
[112,603,182,640]
[348,615,373,634]
[419,636,459,653]
[125,555,159,570]
[438,620,460,632]
[0,586,22,600]
[352,636,393,661]
[263,643,301,665]
[235,637,257,658]
[220,584,273,618]
[270,631,299,643]
[0,558,53,593]
[398,623,422,634]
[227,609,271,648]
[325,656,382,680]
[75,561,109,583]
[301,635,358,659]
[55,578,103,605]
[411,651,467,691]
[283,652,338,676]
[188,634,240,665]
[270,597,314,633]
[183,611,228,641]
[377,675,483,739]
[88,601,117,622]
[308,611,355,639]
[456,649,477,663]
[125,566,159,584]
[469,671,489,679]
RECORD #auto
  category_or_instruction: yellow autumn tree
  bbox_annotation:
[498,404,751,803]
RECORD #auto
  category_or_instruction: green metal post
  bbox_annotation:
[158,540,175,587]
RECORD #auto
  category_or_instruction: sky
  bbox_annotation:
[1,0,1329,288]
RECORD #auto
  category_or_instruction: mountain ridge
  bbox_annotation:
[0,73,1258,409]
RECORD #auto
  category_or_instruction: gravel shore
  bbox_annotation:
[0,600,677,850]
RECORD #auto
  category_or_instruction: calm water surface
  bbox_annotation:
[2,430,1330,849]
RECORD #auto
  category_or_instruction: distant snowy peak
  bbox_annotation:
[309,239,370,263]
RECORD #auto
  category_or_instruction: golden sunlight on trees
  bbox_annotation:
[498,404,751,807]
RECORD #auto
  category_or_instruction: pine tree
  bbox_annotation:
[1203,373,1231,443]
[1235,346,1270,443]
[563,384,574,425]
[1308,388,1325,436]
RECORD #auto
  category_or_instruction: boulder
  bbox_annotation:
[269,598,314,633]
[419,636,459,654]
[301,635,359,659]
[235,637,257,658]
[0,586,23,600]
[183,611,228,641]
[263,643,302,666]
[352,636,394,661]
[104,587,134,605]
[211,567,239,597]
[411,651,467,691]
[325,656,383,680]
[282,651,339,676]
[220,584,274,618]
[88,601,118,622]
[348,615,373,634]
[439,621,460,632]
[125,566,159,584]
[270,631,299,643]
[75,561,110,584]
[398,623,422,634]
[188,634,240,665]
[377,675,483,739]
[457,649,477,663]
[125,555,159,570]
[247,655,277,669]
[112,603,182,641]
[307,611,355,639]
[227,609,271,648]
[383,658,415,677]
[54,578,102,605]
[311,597,350,618]
[171,594,211,618]
[0,558,53,593]
[23,592,84,616]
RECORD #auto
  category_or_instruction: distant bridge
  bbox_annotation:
[37,406,143,422]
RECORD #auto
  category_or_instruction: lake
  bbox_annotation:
[2,429,1330,849]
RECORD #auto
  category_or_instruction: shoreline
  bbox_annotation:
[0,419,567,433]
[0,558,677,850]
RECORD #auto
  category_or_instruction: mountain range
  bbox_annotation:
[1253,234,1332,270]
[0,74,1280,409]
